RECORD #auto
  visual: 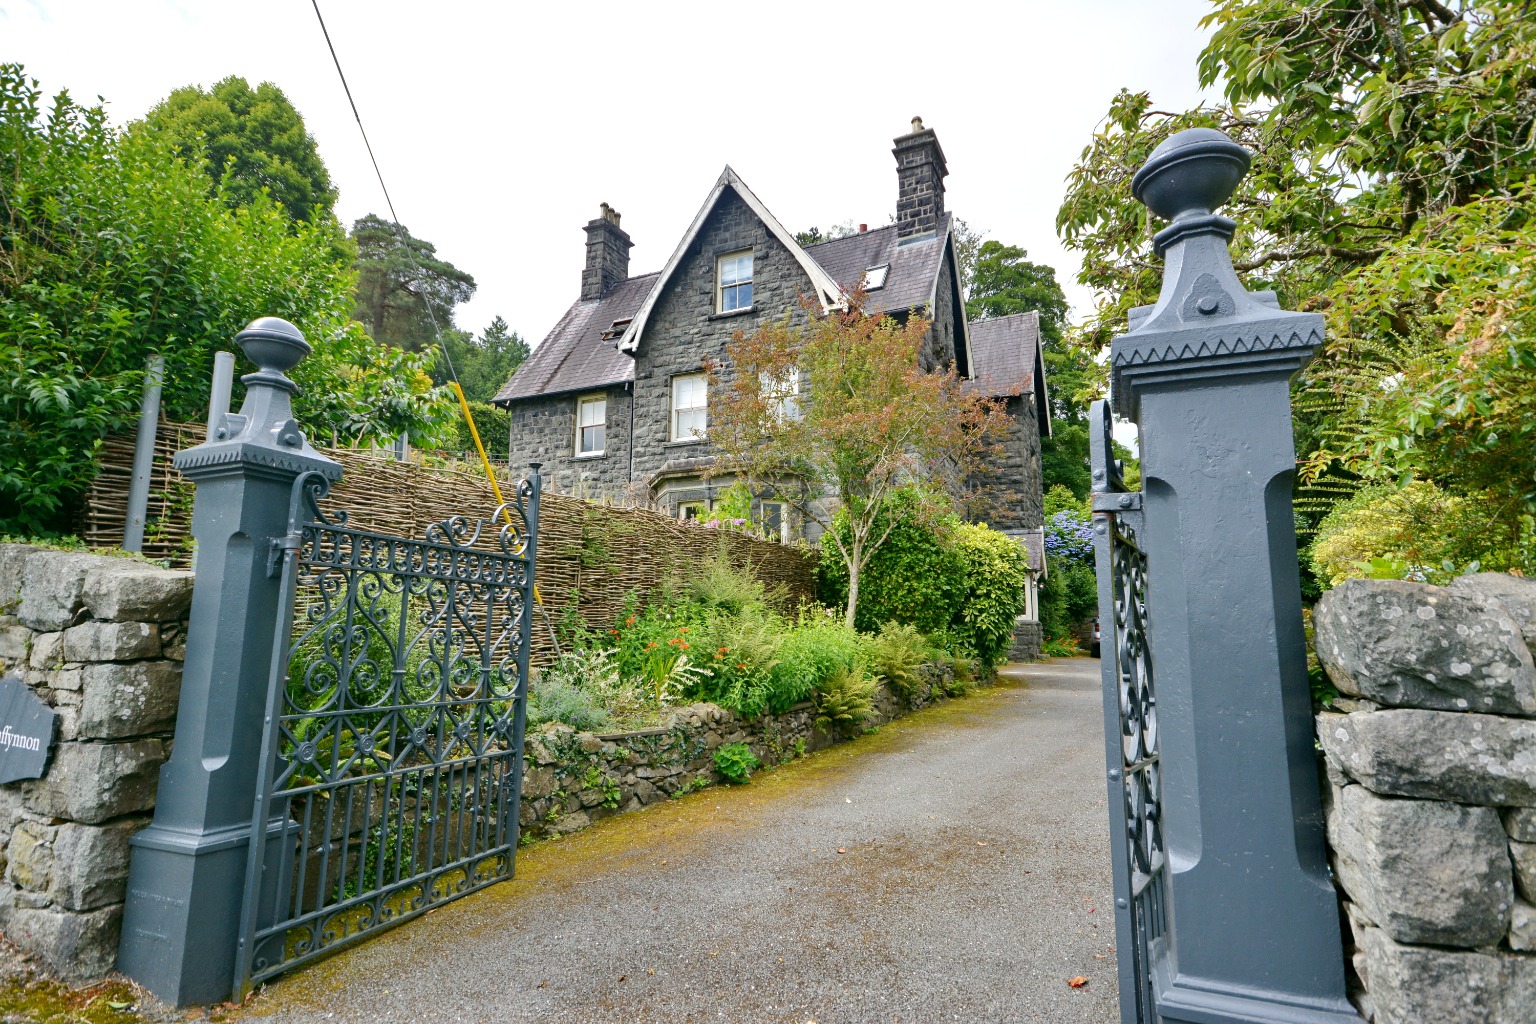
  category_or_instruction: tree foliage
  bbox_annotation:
[964,238,1097,498]
[1057,0,1536,574]
[431,315,529,403]
[351,214,477,352]
[135,75,337,223]
[709,291,1010,628]
[0,66,450,535]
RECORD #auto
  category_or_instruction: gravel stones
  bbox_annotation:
[1327,784,1512,947]
[1314,578,1536,716]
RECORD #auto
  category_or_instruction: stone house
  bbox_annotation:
[492,120,1048,612]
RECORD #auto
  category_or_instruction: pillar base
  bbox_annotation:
[1153,949,1364,1024]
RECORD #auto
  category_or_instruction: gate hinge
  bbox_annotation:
[1091,491,1143,514]
[266,533,301,578]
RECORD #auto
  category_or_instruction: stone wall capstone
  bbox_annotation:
[0,544,190,979]
[1315,574,1536,1023]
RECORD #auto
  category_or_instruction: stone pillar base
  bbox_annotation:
[1009,617,1043,662]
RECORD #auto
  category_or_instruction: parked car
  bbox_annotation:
[1090,618,1101,658]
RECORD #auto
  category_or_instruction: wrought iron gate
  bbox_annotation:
[234,467,540,990]
[1089,401,1165,1024]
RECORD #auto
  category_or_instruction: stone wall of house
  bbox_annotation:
[979,393,1044,533]
[924,235,962,372]
[631,188,815,515]
[520,661,966,839]
[505,386,634,503]
[1313,574,1536,1024]
[0,544,190,980]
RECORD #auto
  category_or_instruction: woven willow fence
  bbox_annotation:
[82,421,817,664]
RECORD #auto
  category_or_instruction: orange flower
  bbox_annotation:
[680,642,690,650]
[625,616,636,626]
[717,646,729,653]
[678,627,689,633]
[736,663,747,670]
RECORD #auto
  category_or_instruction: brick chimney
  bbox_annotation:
[581,202,632,301]
[893,116,948,240]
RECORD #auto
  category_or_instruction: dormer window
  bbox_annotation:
[863,264,890,290]
[718,251,753,312]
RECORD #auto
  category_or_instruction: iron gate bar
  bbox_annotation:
[234,465,541,993]
[1090,400,1164,1024]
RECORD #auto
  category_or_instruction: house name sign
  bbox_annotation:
[0,676,58,783]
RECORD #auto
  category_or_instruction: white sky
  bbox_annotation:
[6,0,1218,348]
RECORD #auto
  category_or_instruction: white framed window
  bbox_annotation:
[863,264,890,290]
[671,372,707,441]
[677,501,706,522]
[760,501,788,542]
[717,251,753,312]
[760,367,801,424]
[576,394,606,455]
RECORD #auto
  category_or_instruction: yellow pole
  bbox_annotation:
[450,381,545,606]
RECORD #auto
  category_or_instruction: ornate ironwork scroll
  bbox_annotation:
[1089,401,1165,1024]
[235,466,541,990]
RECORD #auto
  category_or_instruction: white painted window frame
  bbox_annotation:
[575,393,607,456]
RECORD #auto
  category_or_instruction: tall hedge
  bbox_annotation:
[0,65,450,535]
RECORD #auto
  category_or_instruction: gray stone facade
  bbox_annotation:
[0,544,190,979]
[632,188,820,517]
[1314,574,1536,1022]
[980,394,1044,532]
[507,386,634,501]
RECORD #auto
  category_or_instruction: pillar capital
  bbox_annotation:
[1110,129,1323,422]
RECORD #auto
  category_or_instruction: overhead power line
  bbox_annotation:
[308,0,457,382]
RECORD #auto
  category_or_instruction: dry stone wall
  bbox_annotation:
[1314,574,1536,1024]
[0,544,191,979]
[520,662,963,840]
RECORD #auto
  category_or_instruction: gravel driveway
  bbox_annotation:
[233,658,1119,1024]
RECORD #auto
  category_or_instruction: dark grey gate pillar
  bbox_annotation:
[117,319,341,1006]
[1110,130,1359,1023]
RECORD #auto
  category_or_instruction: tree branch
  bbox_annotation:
[1233,244,1388,272]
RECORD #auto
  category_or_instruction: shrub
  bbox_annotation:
[527,679,611,732]
[817,489,966,634]
[713,741,760,784]
[812,663,877,732]
[769,615,864,713]
[864,622,928,700]
[687,548,778,616]
[690,610,782,718]
[950,521,1029,671]
[1308,480,1522,587]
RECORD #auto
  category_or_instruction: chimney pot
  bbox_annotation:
[859,224,868,233]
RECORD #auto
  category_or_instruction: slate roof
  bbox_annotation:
[964,311,1051,436]
[496,190,964,407]
[492,272,653,403]
[802,214,952,316]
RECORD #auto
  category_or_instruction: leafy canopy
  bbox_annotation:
[135,75,337,224]
[0,66,450,535]
[352,214,477,352]
[1056,1,1536,575]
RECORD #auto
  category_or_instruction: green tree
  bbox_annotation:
[135,75,337,223]
[432,316,530,402]
[709,292,1011,628]
[0,66,450,535]
[352,214,477,352]
[1056,1,1536,573]
[965,239,1096,498]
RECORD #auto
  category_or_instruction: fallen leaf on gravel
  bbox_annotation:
[1068,976,1089,988]
[618,975,627,983]
[1094,954,1107,959]
[837,848,847,854]
[537,980,548,989]
[648,969,656,975]
[977,841,988,846]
